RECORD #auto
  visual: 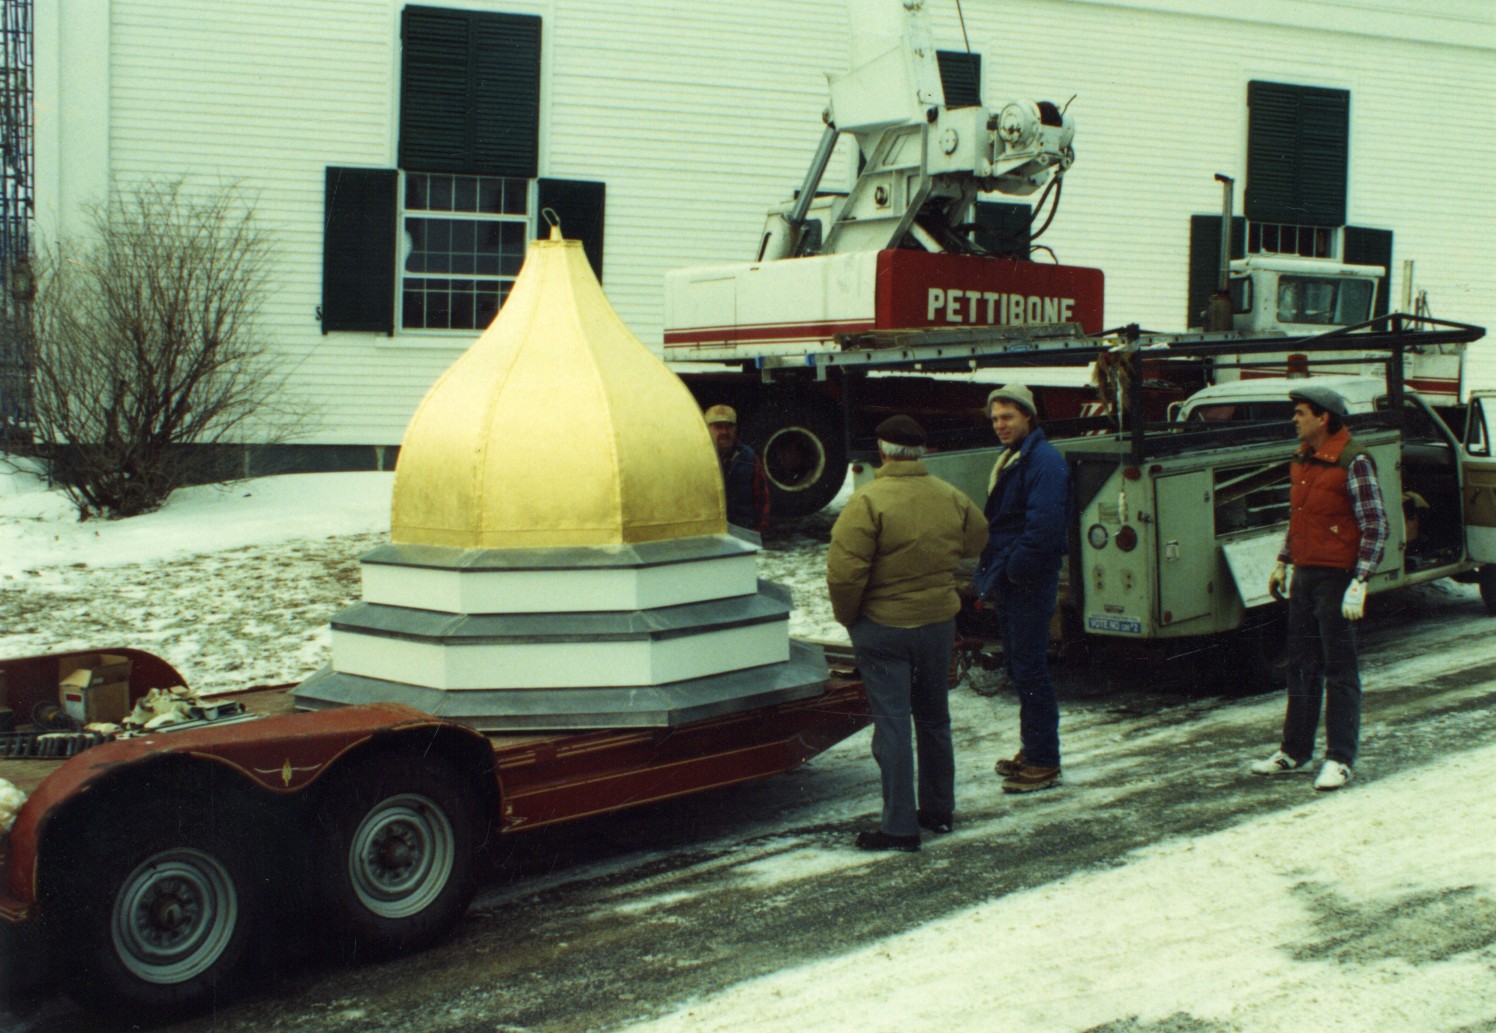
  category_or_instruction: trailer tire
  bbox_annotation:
[48,798,260,1019]
[1479,565,1496,615]
[311,752,483,961]
[741,398,847,519]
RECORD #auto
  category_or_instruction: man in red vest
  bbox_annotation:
[1251,385,1388,791]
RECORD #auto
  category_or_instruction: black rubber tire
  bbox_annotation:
[1479,565,1496,615]
[311,752,483,961]
[47,798,259,1019]
[740,397,848,519]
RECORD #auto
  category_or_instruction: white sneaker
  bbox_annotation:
[1250,750,1310,776]
[1314,761,1353,791]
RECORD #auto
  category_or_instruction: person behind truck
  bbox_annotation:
[1252,384,1388,791]
[972,384,1071,794]
[827,415,988,852]
[703,404,770,532]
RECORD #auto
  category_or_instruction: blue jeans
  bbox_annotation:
[994,572,1062,768]
[1282,566,1361,766]
[849,617,956,837]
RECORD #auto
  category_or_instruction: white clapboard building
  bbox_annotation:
[35,0,1496,468]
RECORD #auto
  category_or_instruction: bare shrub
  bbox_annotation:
[28,181,303,518]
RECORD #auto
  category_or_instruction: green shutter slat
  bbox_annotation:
[400,7,541,176]
[472,15,542,177]
[322,167,397,335]
[936,51,982,108]
[400,8,472,172]
[537,178,606,279]
[1246,80,1348,228]
[1343,226,1394,319]
[1186,214,1245,329]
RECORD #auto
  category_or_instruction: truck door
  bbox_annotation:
[1154,471,1215,628]
[1461,392,1496,563]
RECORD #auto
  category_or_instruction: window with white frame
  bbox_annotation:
[401,172,530,331]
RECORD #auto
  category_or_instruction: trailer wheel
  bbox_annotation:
[741,399,847,518]
[48,800,259,1018]
[312,752,483,960]
[1479,565,1496,615]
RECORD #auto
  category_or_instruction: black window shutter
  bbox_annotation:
[322,167,397,335]
[972,200,1029,259]
[1343,225,1394,318]
[537,178,606,280]
[937,51,982,108]
[1186,214,1245,328]
[1246,81,1348,227]
[472,14,542,177]
[401,6,541,177]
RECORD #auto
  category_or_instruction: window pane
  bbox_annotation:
[476,285,500,327]
[478,177,503,213]
[453,176,477,212]
[503,178,527,215]
[451,221,475,252]
[450,282,476,330]
[403,219,426,272]
[427,220,451,251]
[402,288,425,328]
[426,280,451,328]
[429,175,453,212]
[405,174,428,211]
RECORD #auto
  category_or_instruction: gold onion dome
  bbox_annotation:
[391,229,726,548]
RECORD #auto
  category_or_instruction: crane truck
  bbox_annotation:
[664,0,1449,519]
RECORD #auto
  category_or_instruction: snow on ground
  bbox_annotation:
[0,460,394,576]
[626,744,1496,1033]
[3,462,1494,1032]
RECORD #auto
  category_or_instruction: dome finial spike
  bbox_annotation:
[541,206,562,240]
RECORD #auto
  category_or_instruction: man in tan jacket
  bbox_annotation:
[828,415,988,852]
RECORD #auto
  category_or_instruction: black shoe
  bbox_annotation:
[854,829,921,852]
[916,809,953,834]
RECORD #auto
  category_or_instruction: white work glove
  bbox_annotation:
[1268,562,1288,600]
[1341,578,1368,621]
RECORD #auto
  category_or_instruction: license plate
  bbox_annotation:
[1086,613,1143,635]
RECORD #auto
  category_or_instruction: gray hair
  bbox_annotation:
[878,440,926,461]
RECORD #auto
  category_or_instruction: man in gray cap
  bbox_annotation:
[972,385,1071,792]
[1251,384,1388,791]
[828,415,988,851]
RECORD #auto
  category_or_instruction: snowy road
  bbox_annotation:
[2,473,1493,1032]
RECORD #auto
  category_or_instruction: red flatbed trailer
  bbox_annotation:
[0,647,868,1018]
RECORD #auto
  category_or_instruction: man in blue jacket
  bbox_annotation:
[972,384,1071,793]
[704,404,771,532]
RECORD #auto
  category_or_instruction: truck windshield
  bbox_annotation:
[1275,275,1375,325]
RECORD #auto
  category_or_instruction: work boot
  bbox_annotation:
[994,751,1027,777]
[916,809,953,834]
[1313,760,1353,791]
[854,829,921,852]
[1249,749,1311,776]
[1001,763,1062,793]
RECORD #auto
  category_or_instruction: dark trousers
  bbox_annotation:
[995,572,1062,768]
[1283,566,1361,766]
[849,617,956,836]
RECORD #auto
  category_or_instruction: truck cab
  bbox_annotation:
[1227,256,1381,336]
